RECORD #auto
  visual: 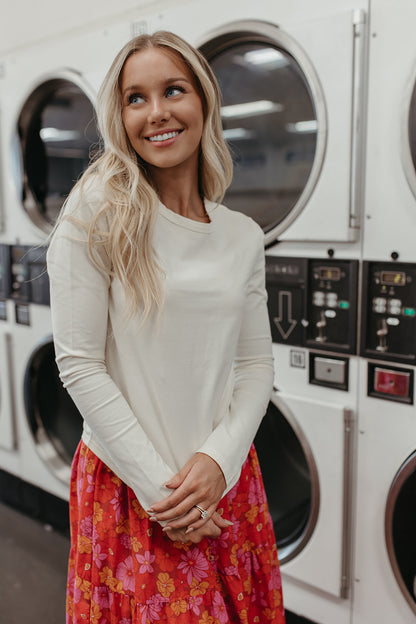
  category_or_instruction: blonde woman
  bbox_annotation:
[47,31,285,624]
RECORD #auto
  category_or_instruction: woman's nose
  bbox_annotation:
[148,98,171,124]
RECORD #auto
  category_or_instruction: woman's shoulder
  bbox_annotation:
[209,201,264,244]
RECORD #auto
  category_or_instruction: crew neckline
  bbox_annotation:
[158,199,216,233]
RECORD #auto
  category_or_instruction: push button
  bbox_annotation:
[314,357,346,385]
[374,367,410,398]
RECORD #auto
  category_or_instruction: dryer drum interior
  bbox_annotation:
[201,23,325,242]
[24,339,83,480]
[17,77,100,232]
[254,397,320,564]
[385,451,416,614]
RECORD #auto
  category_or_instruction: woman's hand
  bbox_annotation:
[148,452,226,532]
[164,511,232,544]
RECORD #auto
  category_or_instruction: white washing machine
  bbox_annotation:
[154,0,369,248]
[353,0,416,621]
[355,262,416,622]
[0,25,109,495]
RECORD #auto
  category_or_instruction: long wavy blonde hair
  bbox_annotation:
[66,31,233,323]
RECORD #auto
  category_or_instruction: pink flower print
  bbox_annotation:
[136,550,155,574]
[248,475,266,505]
[85,473,95,493]
[188,594,203,615]
[212,590,228,623]
[139,594,164,624]
[178,548,209,584]
[251,587,268,607]
[217,530,229,549]
[80,515,93,538]
[230,520,241,539]
[223,565,239,577]
[268,565,282,591]
[93,543,108,569]
[116,556,135,593]
[93,586,110,609]
[119,620,132,624]
[110,490,122,522]
[120,533,132,550]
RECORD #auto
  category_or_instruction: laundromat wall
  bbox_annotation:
[1,1,416,624]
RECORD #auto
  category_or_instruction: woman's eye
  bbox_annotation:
[166,86,185,98]
[128,93,144,105]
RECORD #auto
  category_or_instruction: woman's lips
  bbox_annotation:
[146,129,183,143]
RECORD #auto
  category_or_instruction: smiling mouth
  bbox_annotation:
[146,130,183,142]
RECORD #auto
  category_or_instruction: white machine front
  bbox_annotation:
[353,1,416,622]
[151,0,368,247]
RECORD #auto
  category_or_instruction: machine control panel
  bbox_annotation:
[4,245,50,306]
[361,262,416,363]
[266,256,358,354]
[265,256,307,347]
[306,260,358,353]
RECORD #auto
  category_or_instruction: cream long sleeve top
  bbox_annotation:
[47,185,274,513]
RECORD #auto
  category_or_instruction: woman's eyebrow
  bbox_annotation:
[122,76,191,96]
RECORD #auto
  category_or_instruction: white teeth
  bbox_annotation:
[148,131,180,142]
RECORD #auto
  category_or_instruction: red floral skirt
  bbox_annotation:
[66,441,285,623]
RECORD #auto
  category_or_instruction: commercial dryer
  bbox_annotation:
[0,26,103,495]
[354,0,416,621]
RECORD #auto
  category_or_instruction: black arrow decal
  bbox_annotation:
[273,290,297,340]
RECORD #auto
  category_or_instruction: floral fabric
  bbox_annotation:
[66,441,285,623]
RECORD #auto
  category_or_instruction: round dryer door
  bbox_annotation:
[200,22,326,244]
[24,338,83,483]
[17,76,99,232]
[385,451,416,614]
[254,394,319,563]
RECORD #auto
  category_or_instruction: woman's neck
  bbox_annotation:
[150,167,208,222]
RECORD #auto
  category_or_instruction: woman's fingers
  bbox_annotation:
[164,518,222,544]
[185,510,233,534]
[148,453,226,522]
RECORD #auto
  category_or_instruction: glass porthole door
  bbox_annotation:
[385,452,416,615]
[17,75,99,232]
[254,396,319,563]
[24,339,83,482]
[201,23,326,243]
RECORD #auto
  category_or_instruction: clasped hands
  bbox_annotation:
[147,452,232,544]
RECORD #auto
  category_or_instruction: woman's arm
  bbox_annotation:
[148,227,273,531]
[47,190,176,513]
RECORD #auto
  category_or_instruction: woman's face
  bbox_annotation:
[120,47,204,178]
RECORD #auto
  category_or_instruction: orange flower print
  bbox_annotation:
[170,598,187,616]
[93,501,103,524]
[190,579,210,596]
[245,505,259,524]
[77,534,92,554]
[116,516,130,535]
[99,567,124,593]
[131,499,146,519]
[199,612,215,624]
[89,600,102,624]
[131,536,143,553]
[156,572,175,597]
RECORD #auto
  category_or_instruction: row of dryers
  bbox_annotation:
[0,0,415,623]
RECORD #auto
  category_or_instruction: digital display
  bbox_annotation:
[319,267,341,281]
[380,271,406,286]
